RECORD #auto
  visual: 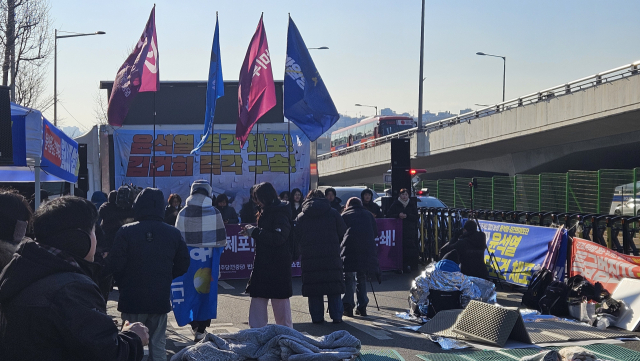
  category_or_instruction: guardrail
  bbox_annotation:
[318,59,640,161]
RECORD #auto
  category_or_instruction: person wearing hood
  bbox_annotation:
[295,190,347,324]
[0,189,32,270]
[386,188,420,273]
[106,188,190,361]
[164,193,183,226]
[91,191,108,210]
[439,220,490,280]
[290,188,304,220]
[0,196,149,361]
[241,182,294,329]
[215,193,240,224]
[99,190,134,252]
[175,180,227,341]
[340,197,381,318]
[360,188,383,218]
[324,187,344,213]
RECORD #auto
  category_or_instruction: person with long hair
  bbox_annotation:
[239,185,259,224]
[386,188,420,273]
[241,182,293,328]
[290,188,304,220]
[164,194,183,226]
[294,189,347,324]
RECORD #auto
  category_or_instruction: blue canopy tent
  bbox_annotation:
[0,103,79,208]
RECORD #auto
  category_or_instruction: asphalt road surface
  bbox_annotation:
[106,271,640,360]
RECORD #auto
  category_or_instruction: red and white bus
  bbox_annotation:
[330,116,415,151]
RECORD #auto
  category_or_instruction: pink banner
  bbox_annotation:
[219,219,403,280]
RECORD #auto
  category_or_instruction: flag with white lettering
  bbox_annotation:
[192,15,224,154]
[108,5,159,126]
[236,14,276,145]
[284,17,339,141]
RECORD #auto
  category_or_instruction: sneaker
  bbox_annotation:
[355,308,368,317]
[194,331,206,342]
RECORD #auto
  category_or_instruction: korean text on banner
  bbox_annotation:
[479,220,567,287]
[40,119,79,183]
[571,237,640,293]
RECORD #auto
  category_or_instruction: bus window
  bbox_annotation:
[365,122,375,137]
[355,126,364,141]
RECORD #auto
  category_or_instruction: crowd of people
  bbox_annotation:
[0,182,487,360]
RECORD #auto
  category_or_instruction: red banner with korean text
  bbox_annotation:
[570,237,640,293]
[218,219,403,280]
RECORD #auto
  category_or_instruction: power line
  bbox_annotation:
[57,101,90,133]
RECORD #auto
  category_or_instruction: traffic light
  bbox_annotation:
[410,169,427,176]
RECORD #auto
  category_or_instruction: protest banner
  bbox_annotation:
[570,237,640,293]
[479,221,567,287]
[218,218,403,280]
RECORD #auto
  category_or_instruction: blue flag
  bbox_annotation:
[284,17,339,141]
[192,16,224,154]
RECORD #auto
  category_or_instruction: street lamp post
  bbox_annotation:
[476,52,506,102]
[355,103,377,116]
[55,30,105,127]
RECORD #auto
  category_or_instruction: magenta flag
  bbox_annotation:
[108,5,159,126]
[236,14,276,145]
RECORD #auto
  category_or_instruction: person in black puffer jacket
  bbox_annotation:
[215,194,240,224]
[163,193,182,226]
[241,182,293,329]
[341,197,381,317]
[386,188,420,273]
[324,187,344,213]
[439,220,490,280]
[361,188,382,218]
[99,190,134,252]
[295,190,347,324]
[0,196,148,361]
[106,188,190,361]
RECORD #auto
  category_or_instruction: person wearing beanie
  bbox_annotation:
[175,180,227,341]
[0,196,149,361]
[440,220,490,280]
[106,188,190,361]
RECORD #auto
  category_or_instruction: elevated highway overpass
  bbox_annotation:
[319,61,640,186]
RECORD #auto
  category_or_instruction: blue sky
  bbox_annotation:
[47,0,640,132]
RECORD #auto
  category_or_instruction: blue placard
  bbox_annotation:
[40,119,79,183]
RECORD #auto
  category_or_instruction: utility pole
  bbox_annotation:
[417,0,425,130]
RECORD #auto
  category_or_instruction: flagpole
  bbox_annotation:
[287,14,291,193]
[210,111,214,186]
[254,121,259,185]
[153,92,156,188]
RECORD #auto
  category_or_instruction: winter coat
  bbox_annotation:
[440,230,490,280]
[246,200,293,299]
[164,205,181,226]
[294,198,346,297]
[106,188,190,314]
[386,198,420,269]
[217,205,240,224]
[176,194,227,247]
[291,202,303,220]
[341,204,380,276]
[240,201,258,224]
[0,240,16,271]
[98,201,134,251]
[0,240,144,361]
[330,197,344,213]
[361,189,383,218]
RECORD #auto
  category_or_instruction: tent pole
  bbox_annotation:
[35,157,41,209]
[152,92,157,188]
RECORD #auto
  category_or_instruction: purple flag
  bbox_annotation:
[108,6,158,126]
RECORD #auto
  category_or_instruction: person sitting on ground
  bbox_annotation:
[360,188,383,218]
[164,193,183,226]
[439,220,490,280]
[279,191,290,202]
[0,196,149,361]
[340,197,381,318]
[290,188,304,220]
[324,187,344,213]
[106,188,190,361]
[0,189,32,270]
[215,193,239,224]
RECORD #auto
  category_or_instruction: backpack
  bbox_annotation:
[539,281,570,316]
[521,268,554,310]
[427,290,463,318]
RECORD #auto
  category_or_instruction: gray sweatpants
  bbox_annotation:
[121,313,168,361]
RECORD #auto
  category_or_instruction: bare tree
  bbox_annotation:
[93,88,108,125]
[0,0,52,106]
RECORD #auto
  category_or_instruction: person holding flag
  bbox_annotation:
[236,14,276,145]
[284,16,339,142]
[107,5,158,126]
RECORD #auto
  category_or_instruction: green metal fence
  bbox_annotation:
[418,168,640,215]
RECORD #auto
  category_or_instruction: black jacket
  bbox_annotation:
[386,198,420,269]
[0,241,144,361]
[106,188,190,314]
[361,189,383,218]
[440,230,490,280]
[99,201,134,251]
[217,205,240,224]
[295,198,346,297]
[163,205,181,226]
[330,197,344,213]
[239,201,258,224]
[246,200,292,299]
[341,204,380,276]
[290,201,303,220]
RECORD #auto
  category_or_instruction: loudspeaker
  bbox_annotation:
[77,144,89,196]
[391,139,411,199]
[0,86,12,165]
